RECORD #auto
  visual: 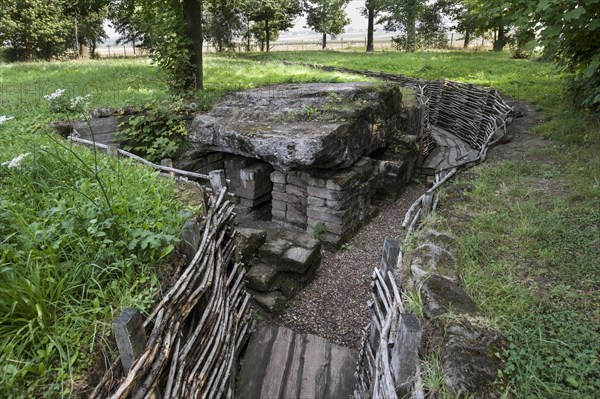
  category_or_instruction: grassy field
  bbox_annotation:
[1,52,598,397]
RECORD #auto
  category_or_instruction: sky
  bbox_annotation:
[292,0,370,31]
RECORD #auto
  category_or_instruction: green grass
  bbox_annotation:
[237,51,560,105]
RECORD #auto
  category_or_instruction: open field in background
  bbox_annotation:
[1,51,598,397]
[86,30,481,57]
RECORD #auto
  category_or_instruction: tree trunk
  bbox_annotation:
[79,43,90,59]
[406,8,417,52]
[322,32,326,49]
[246,17,251,51]
[265,18,270,52]
[463,30,470,48]
[25,39,33,60]
[91,39,97,59]
[493,26,506,51]
[184,0,203,90]
[366,4,374,52]
[74,17,80,58]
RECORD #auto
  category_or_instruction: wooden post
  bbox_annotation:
[450,33,454,48]
[416,102,426,168]
[113,308,147,374]
[421,191,435,217]
[209,169,227,194]
[391,314,422,398]
[380,239,401,275]
[161,158,175,177]
[106,145,119,158]
[181,218,202,260]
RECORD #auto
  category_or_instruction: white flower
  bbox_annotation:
[44,88,66,101]
[0,115,14,125]
[70,94,91,109]
[1,153,30,169]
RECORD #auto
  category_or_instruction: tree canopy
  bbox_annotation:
[241,0,301,52]
[304,0,350,49]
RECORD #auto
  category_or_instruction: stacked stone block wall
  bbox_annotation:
[224,156,273,215]
[271,156,413,246]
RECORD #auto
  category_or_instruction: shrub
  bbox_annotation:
[115,101,190,163]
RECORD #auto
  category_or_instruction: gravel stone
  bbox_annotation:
[276,184,426,349]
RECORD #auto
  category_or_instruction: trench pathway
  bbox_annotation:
[275,183,427,350]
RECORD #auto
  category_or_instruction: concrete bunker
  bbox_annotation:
[174,82,424,247]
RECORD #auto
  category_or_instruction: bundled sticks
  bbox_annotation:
[355,268,405,399]
[91,188,253,399]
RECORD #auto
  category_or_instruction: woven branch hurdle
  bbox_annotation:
[90,188,253,399]
[355,240,423,399]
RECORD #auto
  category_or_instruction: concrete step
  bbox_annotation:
[237,323,357,399]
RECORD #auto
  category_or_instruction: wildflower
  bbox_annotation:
[0,115,14,125]
[70,94,91,109]
[44,88,66,101]
[1,153,30,169]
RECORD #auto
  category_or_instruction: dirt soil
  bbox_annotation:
[276,98,549,350]
[490,97,549,161]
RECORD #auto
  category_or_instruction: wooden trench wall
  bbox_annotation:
[90,184,254,399]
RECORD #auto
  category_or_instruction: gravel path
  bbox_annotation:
[277,184,426,349]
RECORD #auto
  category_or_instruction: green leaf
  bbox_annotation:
[566,376,579,387]
[563,7,586,21]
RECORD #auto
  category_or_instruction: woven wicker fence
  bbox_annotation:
[354,239,423,399]
[90,188,253,399]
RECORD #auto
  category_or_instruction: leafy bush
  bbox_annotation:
[0,138,194,397]
[115,102,190,163]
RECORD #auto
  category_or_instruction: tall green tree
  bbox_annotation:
[438,0,479,48]
[110,0,203,91]
[518,0,599,109]
[379,0,447,51]
[241,0,301,52]
[64,0,109,59]
[204,0,243,52]
[304,0,350,49]
[446,0,599,108]
[0,0,72,60]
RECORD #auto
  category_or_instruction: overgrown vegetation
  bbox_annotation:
[114,102,190,163]
[0,56,367,397]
